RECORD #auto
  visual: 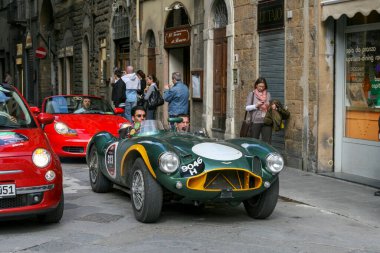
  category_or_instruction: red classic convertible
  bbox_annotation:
[0,83,63,223]
[40,95,129,157]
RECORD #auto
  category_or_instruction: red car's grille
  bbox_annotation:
[0,193,43,209]
[62,146,84,153]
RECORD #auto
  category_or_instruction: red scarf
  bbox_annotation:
[254,89,269,111]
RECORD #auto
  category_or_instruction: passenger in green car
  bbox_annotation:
[176,114,190,132]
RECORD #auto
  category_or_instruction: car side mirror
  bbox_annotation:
[114,107,124,114]
[37,113,55,125]
[30,106,40,116]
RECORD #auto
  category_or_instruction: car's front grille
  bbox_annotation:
[187,169,262,191]
[62,146,84,153]
[0,192,43,209]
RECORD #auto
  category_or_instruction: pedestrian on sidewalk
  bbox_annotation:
[163,71,189,119]
[111,68,126,108]
[4,72,13,85]
[121,66,141,122]
[136,70,146,106]
[245,77,272,143]
[143,74,160,120]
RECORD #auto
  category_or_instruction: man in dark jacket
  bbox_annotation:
[112,68,126,108]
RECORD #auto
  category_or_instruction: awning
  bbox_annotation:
[321,0,380,21]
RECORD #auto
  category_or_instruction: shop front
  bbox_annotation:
[322,0,380,182]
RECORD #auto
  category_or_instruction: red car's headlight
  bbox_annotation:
[54,122,78,136]
[32,148,51,168]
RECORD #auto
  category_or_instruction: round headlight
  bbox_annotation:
[266,153,284,174]
[54,122,69,134]
[45,170,56,181]
[159,152,180,173]
[54,122,77,135]
[32,148,51,168]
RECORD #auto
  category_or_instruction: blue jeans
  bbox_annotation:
[146,109,155,120]
[124,101,137,122]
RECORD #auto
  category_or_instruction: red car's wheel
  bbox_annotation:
[131,158,163,223]
[243,178,279,219]
[88,145,112,193]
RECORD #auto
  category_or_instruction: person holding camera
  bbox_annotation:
[245,77,272,143]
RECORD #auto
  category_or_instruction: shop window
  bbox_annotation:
[345,18,380,141]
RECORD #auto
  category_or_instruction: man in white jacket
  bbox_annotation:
[121,66,140,122]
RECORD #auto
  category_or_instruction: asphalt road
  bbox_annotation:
[0,158,379,253]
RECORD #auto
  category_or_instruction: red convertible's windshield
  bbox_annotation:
[44,96,115,115]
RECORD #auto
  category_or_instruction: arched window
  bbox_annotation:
[213,0,228,28]
[112,7,129,40]
[148,30,156,48]
[165,3,190,29]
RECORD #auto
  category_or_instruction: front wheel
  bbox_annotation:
[88,145,112,193]
[243,178,279,219]
[131,158,163,223]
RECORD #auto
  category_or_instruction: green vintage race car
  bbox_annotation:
[86,119,284,223]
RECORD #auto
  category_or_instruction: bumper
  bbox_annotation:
[160,168,276,202]
[50,135,90,157]
[0,183,62,219]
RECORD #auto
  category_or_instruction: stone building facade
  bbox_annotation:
[2,0,379,183]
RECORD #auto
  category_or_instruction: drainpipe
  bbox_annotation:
[136,0,141,44]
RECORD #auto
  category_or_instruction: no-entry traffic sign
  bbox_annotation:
[35,47,47,59]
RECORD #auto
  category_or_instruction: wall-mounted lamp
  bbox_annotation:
[165,3,183,11]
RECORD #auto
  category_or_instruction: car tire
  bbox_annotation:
[131,158,163,223]
[88,145,112,193]
[243,178,279,219]
[38,193,64,224]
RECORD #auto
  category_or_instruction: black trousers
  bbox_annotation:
[251,123,272,144]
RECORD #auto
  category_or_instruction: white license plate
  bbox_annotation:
[0,184,16,197]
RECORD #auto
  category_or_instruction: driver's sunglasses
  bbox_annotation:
[135,114,146,118]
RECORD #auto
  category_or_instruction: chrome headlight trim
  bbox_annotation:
[265,153,284,174]
[159,151,180,173]
[32,148,52,168]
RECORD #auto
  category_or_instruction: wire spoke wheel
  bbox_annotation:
[89,149,99,184]
[132,170,145,211]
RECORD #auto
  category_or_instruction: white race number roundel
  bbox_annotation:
[191,142,242,161]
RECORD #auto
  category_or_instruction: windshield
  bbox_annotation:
[44,96,115,115]
[136,120,165,136]
[0,86,36,129]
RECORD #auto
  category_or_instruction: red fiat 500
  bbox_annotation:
[40,95,128,158]
[0,83,63,223]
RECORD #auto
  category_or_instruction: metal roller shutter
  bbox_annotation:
[259,30,285,151]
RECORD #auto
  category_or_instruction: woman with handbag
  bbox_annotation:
[144,74,159,119]
[245,77,272,143]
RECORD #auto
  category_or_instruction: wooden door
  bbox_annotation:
[213,27,227,131]
[148,48,156,75]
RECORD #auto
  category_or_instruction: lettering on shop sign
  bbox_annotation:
[257,0,284,32]
[346,46,380,63]
[164,27,191,48]
[180,157,205,177]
